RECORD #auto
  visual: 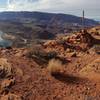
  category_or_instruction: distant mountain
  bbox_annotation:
[0,11,99,47]
[0,11,99,26]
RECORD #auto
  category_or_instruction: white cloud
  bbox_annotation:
[0,0,100,19]
[7,0,82,11]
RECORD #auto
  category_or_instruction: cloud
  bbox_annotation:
[0,0,99,19]
[7,0,82,11]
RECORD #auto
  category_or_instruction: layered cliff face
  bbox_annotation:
[0,27,99,100]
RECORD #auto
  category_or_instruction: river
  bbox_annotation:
[0,31,12,47]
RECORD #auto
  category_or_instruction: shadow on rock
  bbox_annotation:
[52,73,87,84]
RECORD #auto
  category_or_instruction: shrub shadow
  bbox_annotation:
[52,73,86,84]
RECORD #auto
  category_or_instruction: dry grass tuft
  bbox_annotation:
[47,59,63,75]
[0,58,12,78]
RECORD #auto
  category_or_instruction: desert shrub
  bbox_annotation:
[47,59,63,75]
[27,49,48,64]
[27,46,57,60]
[46,51,57,60]
[26,46,44,58]
[0,58,13,78]
[27,46,58,65]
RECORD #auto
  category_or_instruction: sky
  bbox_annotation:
[0,0,100,20]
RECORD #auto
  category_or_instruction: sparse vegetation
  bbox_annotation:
[47,59,64,75]
[0,58,13,78]
[0,11,99,100]
[27,46,58,65]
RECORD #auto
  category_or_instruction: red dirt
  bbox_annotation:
[0,28,100,100]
